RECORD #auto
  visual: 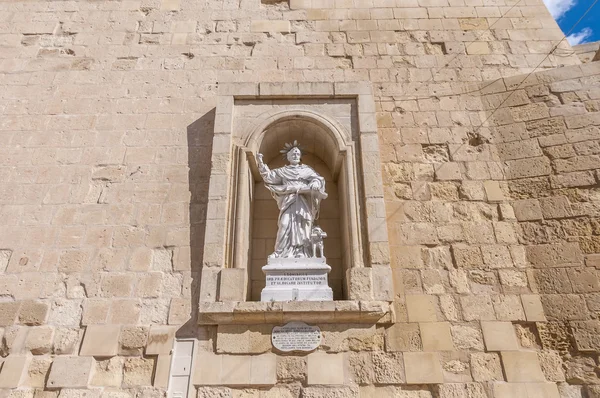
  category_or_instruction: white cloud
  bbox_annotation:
[543,0,576,19]
[566,27,594,45]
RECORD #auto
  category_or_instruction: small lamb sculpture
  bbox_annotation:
[310,226,327,258]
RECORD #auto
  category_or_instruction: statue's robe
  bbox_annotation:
[259,163,327,258]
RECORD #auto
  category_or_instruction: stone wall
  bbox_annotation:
[490,62,600,397]
[0,0,598,397]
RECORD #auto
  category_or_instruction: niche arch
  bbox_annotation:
[231,110,365,300]
[199,84,394,314]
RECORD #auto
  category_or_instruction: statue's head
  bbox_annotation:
[280,141,302,165]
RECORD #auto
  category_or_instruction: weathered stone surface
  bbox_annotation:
[47,356,94,388]
[79,325,120,356]
[526,243,584,268]
[91,357,124,387]
[538,350,566,382]
[307,352,344,385]
[565,356,600,384]
[501,351,546,382]
[471,353,503,381]
[145,325,176,355]
[571,321,600,352]
[451,325,485,351]
[216,324,271,354]
[385,323,422,352]
[420,322,454,351]
[123,357,154,387]
[481,321,520,351]
[0,355,29,388]
[404,352,444,384]
[277,356,306,383]
[25,326,54,355]
[372,352,405,384]
[119,326,149,356]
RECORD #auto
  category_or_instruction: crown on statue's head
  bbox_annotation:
[280,140,302,157]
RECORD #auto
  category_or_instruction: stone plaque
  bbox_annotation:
[272,322,321,352]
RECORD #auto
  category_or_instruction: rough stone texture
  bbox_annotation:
[47,356,94,388]
[0,0,598,394]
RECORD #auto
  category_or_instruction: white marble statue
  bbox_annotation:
[257,141,328,259]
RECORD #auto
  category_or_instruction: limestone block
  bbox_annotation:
[470,353,503,381]
[435,163,462,180]
[25,326,54,355]
[526,242,583,268]
[539,196,572,219]
[251,353,277,386]
[47,356,94,388]
[347,268,373,300]
[406,295,438,322]
[371,352,405,384]
[568,268,600,293]
[451,325,484,351]
[146,325,176,355]
[483,181,504,202]
[512,199,542,221]
[451,245,482,269]
[538,351,565,382]
[80,325,120,356]
[251,20,290,33]
[220,355,251,385]
[460,296,495,321]
[434,383,489,398]
[501,351,545,382]
[307,352,344,385]
[100,273,135,297]
[91,357,124,387]
[570,320,600,352]
[481,321,519,351]
[193,351,222,385]
[218,268,246,302]
[119,326,149,356]
[18,300,49,325]
[58,250,89,273]
[216,324,271,354]
[160,0,180,11]
[403,352,444,384]
[420,322,454,351]
[123,357,155,387]
[199,268,219,302]
[0,302,20,326]
[26,356,52,388]
[277,356,306,383]
[505,157,552,179]
[493,382,560,398]
[153,354,171,388]
[541,294,588,321]
[53,327,81,355]
[492,295,525,321]
[371,266,394,301]
[82,299,110,325]
[0,355,29,388]
[521,295,547,322]
[565,355,600,384]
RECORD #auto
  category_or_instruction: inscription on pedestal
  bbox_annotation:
[272,321,321,352]
[267,273,327,287]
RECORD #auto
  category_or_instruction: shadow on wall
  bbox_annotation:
[176,109,214,338]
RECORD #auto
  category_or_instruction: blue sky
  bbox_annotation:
[543,0,600,45]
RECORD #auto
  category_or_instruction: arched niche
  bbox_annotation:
[231,111,364,301]
[199,84,394,315]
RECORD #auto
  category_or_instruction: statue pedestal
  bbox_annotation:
[261,257,333,302]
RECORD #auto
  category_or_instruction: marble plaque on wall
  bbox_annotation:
[272,321,321,352]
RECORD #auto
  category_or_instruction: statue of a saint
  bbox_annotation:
[257,141,328,259]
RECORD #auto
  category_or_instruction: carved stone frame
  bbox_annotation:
[197,82,394,324]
